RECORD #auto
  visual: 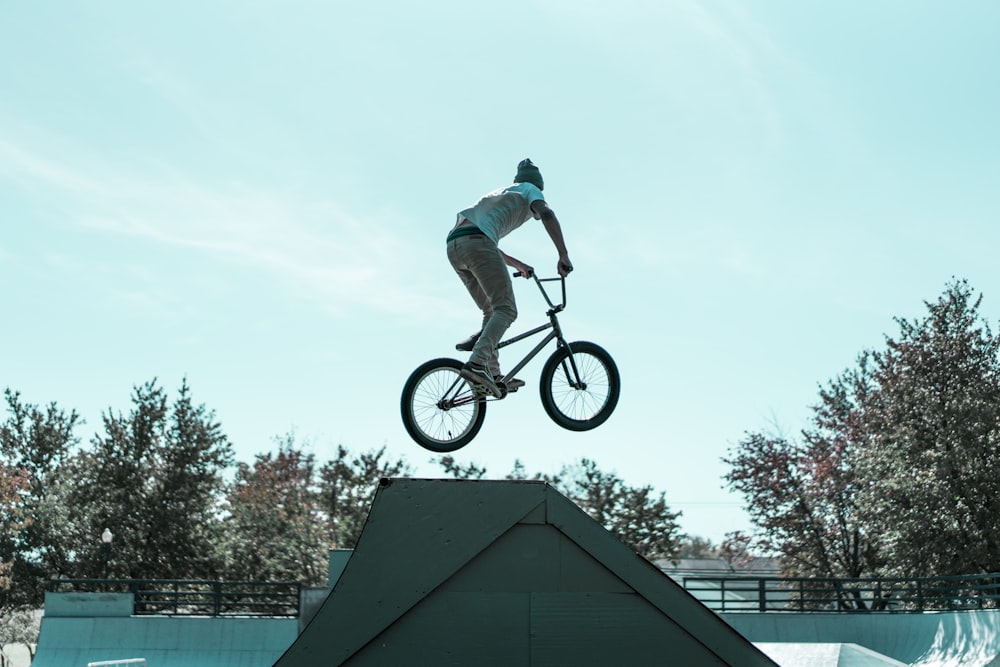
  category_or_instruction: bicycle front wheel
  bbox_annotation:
[540,341,620,431]
[401,358,486,452]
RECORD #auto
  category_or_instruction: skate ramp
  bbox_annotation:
[275,477,778,666]
[728,610,1000,667]
[32,614,297,667]
[756,642,906,666]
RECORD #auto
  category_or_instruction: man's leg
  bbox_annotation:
[447,236,517,390]
[448,240,494,338]
[461,239,515,375]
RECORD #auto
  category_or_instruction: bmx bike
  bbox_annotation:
[400,273,620,452]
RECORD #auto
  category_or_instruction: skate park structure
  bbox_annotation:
[275,477,775,665]
[28,478,1000,666]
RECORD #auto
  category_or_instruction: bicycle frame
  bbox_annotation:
[495,275,570,383]
[436,275,581,408]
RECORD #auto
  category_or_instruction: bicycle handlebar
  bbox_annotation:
[512,272,566,311]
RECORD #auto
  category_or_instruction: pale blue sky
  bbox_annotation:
[2,1,998,544]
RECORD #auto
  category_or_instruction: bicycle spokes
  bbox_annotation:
[541,342,620,428]
[404,363,485,450]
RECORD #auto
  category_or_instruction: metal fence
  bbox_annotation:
[49,579,301,617]
[682,573,1000,613]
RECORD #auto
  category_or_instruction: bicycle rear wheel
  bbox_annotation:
[401,358,486,452]
[540,341,620,431]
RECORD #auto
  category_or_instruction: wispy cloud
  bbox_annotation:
[539,0,784,142]
[0,130,456,322]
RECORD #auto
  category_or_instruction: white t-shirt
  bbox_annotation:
[454,182,545,245]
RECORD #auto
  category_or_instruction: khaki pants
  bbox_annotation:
[447,235,517,376]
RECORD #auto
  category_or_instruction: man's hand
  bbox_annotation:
[501,249,534,278]
[515,260,535,278]
[558,256,573,277]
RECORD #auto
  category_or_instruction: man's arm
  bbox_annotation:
[499,249,534,279]
[531,200,573,277]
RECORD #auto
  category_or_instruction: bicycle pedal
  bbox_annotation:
[498,378,524,393]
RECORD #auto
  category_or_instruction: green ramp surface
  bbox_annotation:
[276,477,777,666]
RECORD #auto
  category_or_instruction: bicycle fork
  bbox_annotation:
[557,350,588,390]
[496,315,588,391]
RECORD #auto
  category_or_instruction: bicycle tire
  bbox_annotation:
[539,341,620,431]
[401,358,487,452]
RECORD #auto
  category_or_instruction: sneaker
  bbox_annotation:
[497,375,525,392]
[460,362,502,398]
[455,330,482,352]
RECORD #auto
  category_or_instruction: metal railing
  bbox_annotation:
[682,573,1000,613]
[49,579,301,617]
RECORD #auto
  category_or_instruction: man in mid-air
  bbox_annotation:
[445,158,573,398]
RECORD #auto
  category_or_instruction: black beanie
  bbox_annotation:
[514,158,544,190]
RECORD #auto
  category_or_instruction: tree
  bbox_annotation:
[435,455,487,479]
[67,379,233,580]
[434,456,683,561]
[144,380,234,578]
[222,434,327,586]
[676,535,721,560]
[855,280,1000,577]
[722,362,881,580]
[0,467,28,592]
[0,389,80,611]
[224,442,413,584]
[555,459,682,561]
[726,280,1000,580]
[317,446,412,549]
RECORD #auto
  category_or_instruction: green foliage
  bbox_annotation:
[723,361,881,579]
[434,455,487,479]
[67,379,233,581]
[676,535,720,560]
[0,466,28,592]
[317,445,412,550]
[553,459,682,561]
[430,456,683,561]
[222,434,327,586]
[855,280,1000,576]
[222,439,414,585]
[727,279,1000,579]
[0,389,80,611]
[0,379,690,597]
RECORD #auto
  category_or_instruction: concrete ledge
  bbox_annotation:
[45,592,133,617]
